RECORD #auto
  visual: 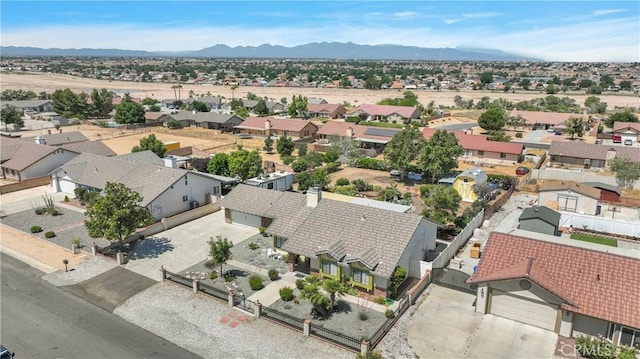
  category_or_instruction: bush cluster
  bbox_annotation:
[295,278,305,290]
[30,225,43,233]
[44,231,56,238]
[249,275,263,290]
[385,309,395,319]
[355,157,389,171]
[279,286,294,301]
[268,268,279,281]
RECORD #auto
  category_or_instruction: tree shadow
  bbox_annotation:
[130,237,174,259]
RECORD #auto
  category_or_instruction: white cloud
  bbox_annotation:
[592,9,626,16]
[443,19,460,25]
[393,11,417,18]
[462,12,503,19]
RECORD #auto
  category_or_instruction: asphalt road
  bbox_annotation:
[0,253,201,359]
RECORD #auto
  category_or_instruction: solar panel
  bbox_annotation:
[363,127,401,137]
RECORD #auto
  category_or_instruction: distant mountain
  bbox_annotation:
[1,42,531,61]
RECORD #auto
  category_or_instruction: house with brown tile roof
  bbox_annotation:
[468,232,640,346]
[307,104,346,119]
[548,141,640,169]
[353,104,421,123]
[170,111,244,132]
[613,121,640,142]
[220,184,437,297]
[510,110,588,130]
[234,117,318,139]
[1,137,79,181]
[315,121,401,152]
[423,128,524,162]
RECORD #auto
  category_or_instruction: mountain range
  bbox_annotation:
[0,42,532,61]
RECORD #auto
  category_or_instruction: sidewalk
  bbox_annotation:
[0,223,88,273]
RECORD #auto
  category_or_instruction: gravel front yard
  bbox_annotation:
[181,261,273,297]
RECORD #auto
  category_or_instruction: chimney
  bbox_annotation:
[346,127,354,138]
[47,129,51,135]
[163,155,177,168]
[306,185,322,207]
[265,119,272,130]
[605,148,617,171]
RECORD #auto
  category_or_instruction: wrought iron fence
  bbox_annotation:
[309,323,361,351]
[199,282,229,302]
[370,298,410,348]
[261,306,305,330]
[165,270,192,288]
[233,294,255,314]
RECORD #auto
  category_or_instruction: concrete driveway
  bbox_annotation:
[125,211,257,280]
[408,284,557,359]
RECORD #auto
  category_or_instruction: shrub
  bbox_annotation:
[515,132,523,138]
[281,155,295,165]
[249,275,263,290]
[295,278,305,290]
[385,309,395,319]
[248,242,259,250]
[71,237,83,248]
[355,157,389,171]
[44,231,56,238]
[209,271,218,280]
[268,268,279,281]
[333,184,357,196]
[34,207,46,215]
[279,286,294,301]
[335,178,350,186]
[373,296,387,305]
[325,161,341,173]
[63,195,70,202]
[258,226,267,235]
[620,346,638,359]
[293,298,300,304]
[351,179,373,192]
[291,158,310,173]
[224,275,236,282]
[30,225,43,233]
[358,311,369,321]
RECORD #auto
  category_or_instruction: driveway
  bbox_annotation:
[125,211,257,280]
[407,284,557,359]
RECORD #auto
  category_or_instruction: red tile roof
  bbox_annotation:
[357,104,420,119]
[235,117,317,133]
[317,121,401,143]
[422,128,524,155]
[510,110,587,126]
[613,121,640,132]
[468,232,640,329]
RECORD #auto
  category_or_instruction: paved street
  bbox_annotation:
[0,253,200,359]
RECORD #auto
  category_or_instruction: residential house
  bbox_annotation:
[220,185,437,297]
[308,97,328,105]
[613,121,640,143]
[234,117,318,140]
[307,104,347,119]
[1,137,79,181]
[1,99,53,113]
[453,167,488,202]
[144,112,172,126]
[50,152,224,220]
[171,111,244,132]
[468,232,640,346]
[315,121,401,152]
[242,99,259,112]
[548,141,640,169]
[21,131,89,146]
[245,171,294,191]
[184,96,223,110]
[353,104,421,123]
[59,141,117,157]
[423,128,524,162]
[510,111,588,131]
[538,181,601,215]
[518,206,561,236]
[266,101,285,115]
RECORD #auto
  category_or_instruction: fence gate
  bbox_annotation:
[431,268,476,294]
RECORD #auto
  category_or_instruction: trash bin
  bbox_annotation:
[470,242,481,259]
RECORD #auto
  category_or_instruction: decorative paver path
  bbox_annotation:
[218,311,249,328]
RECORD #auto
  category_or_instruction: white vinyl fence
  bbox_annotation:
[559,212,640,237]
[530,169,640,190]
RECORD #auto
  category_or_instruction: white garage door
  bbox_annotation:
[231,210,262,228]
[58,179,77,194]
[490,290,557,331]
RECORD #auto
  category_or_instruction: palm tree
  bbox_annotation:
[171,85,179,101]
[230,84,238,101]
[300,282,329,312]
[322,278,351,310]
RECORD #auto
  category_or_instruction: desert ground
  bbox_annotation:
[3,72,639,108]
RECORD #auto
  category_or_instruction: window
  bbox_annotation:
[619,327,640,348]
[182,195,188,202]
[352,268,370,285]
[500,152,507,159]
[267,183,274,189]
[463,178,469,183]
[465,150,473,157]
[557,194,578,212]
[321,259,338,277]
[478,150,484,156]
[275,236,286,248]
[212,186,219,195]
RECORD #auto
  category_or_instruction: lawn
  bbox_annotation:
[570,233,618,247]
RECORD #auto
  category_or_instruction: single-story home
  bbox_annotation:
[613,121,640,143]
[538,181,601,215]
[1,99,54,113]
[518,205,561,236]
[183,96,223,110]
[21,131,89,146]
[170,111,244,132]
[1,137,79,181]
[234,117,318,140]
[50,152,224,220]
[220,184,438,297]
[308,97,328,105]
[423,128,524,162]
[315,121,401,151]
[144,112,172,126]
[548,141,640,169]
[510,111,588,131]
[468,232,640,348]
[60,141,117,157]
[307,104,347,119]
[352,104,421,123]
[454,167,488,202]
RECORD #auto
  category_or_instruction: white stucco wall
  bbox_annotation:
[539,190,598,215]
[396,219,437,278]
[147,172,220,220]
[21,149,78,180]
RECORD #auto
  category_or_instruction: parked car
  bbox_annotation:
[624,139,633,146]
[612,135,622,143]
[390,169,401,177]
[0,345,14,359]
[515,166,530,176]
[407,172,423,181]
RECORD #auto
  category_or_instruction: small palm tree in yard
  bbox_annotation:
[300,281,330,313]
[322,278,352,311]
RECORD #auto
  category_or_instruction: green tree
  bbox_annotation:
[519,79,531,90]
[322,278,352,310]
[89,88,114,118]
[228,150,263,181]
[420,184,462,224]
[545,84,559,94]
[419,130,464,183]
[329,135,361,166]
[114,96,145,124]
[297,143,308,157]
[604,111,639,128]
[51,88,88,119]
[141,97,157,106]
[207,153,231,176]
[84,182,154,251]
[0,106,24,131]
[276,133,295,158]
[584,96,607,114]
[291,158,309,173]
[383,127,425,178]
[587,85,603,94]
[300,278,330,311]
[563,116,585,139]
[189,100,209,112]
[131,134,166,157]
[388,266,407,298]
[610,157,640,189]
[478,106,507,132]
[253,99,269,116]
[479,72,493,88]
[506,115,527,130]
[207,235,233,276]
[288,95,308,118]
[619,80,632,91]
[263,134,274,153]
[148,104,161,112]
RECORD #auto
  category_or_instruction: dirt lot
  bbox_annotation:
[3,72,639,108]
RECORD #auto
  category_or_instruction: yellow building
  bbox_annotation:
[453,167,488,202]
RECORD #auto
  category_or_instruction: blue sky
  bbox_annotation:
[1,1,638,61]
